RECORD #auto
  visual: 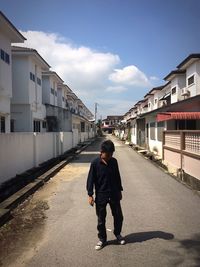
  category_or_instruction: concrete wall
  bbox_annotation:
[183,155,200,180]
[35,132,55,165]
[0,133,35,183]
[163,150,181,173]
[72,129,79,147]
[0,131,93,185]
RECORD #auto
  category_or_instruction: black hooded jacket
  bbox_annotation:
[86,156,123,203]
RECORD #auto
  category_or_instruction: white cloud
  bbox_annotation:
[150,76,159,81]
[18,30,120,92]
[97,98,135,117]
[109,65,151,87]
[105,86,127,93]
[15,30,157,117]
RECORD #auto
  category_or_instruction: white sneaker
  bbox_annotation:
[116,235,126,245]
[95,240,105,250]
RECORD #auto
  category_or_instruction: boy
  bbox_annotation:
[86,140,125,250]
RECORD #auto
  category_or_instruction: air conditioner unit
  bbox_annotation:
[181,88,190,96]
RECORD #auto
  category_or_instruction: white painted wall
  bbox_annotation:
[0,133,35,183]
[131,122,137,144]
[35,132,55,165]
[0,32,12,132]
[12,55,46,131]
[63,132,73,152]
[12,56,29,103]
[147,96,154,111]
[42,76,50,104]
[72,129,79,147]
[11,104,32,132]
[170,77,178,104]
[186,63,197,97]
[146,116,166,157]
[0,32,12,99]
[0,131,93,184]
[195,61,200,95]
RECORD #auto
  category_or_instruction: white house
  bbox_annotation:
[57,83,70,109]
[176,54,200,98]
[42,71,63,107]
[0,11,25,133]
[11,46,50,132]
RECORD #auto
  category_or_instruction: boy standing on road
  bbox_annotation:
[86,140,125,250]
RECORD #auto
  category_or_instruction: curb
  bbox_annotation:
[0,138,96,227]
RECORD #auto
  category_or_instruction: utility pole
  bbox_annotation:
[95,102,98,123]
[94,102,98,136]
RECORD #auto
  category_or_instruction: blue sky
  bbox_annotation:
[1,0,200,118]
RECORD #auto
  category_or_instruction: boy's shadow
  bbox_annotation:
[107,231,174,245]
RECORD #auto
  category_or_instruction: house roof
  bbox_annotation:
[149,86,164,94]
[156,112,200,122]
[177,54,200,70]
[0,11,26,43]
[164,69,186,81]
[12,46,50,69]
[144,93,154,98]
[139,95,200,118]
[42,71,64,83]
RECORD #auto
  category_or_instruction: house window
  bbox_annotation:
[146,123,149,138]
[171,87,176,95]
[51,88,54,95]
[1,49,4,61]
[62,96,65,102]
[81,122,85,132]
[5,53,10,64]
[30,72,35,82]
[37,77,41,86]
[188,75,194,86]
[148,103,151,108]
[154,99,158,104]
[55,90,57,97]
[33,120,41,132]
[0,116,5,133]
[175,120,196,130]
[0,49,10,64]
[157,122,165,141]
[11,119,15,132]
[42,121,46,128]
[150,122,155,140]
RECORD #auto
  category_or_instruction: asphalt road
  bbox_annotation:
[6,135,200,267]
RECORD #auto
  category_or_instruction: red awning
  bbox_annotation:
[156,112,200,122]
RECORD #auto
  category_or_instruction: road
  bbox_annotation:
[1,135,200,267]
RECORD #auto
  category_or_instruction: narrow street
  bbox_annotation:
[1,136,200,267]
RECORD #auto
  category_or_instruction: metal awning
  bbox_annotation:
[156,112,200,122]
[159,92,171,100]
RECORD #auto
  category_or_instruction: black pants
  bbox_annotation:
[95,200,123,242]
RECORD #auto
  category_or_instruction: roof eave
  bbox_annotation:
[0,11,26,43]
